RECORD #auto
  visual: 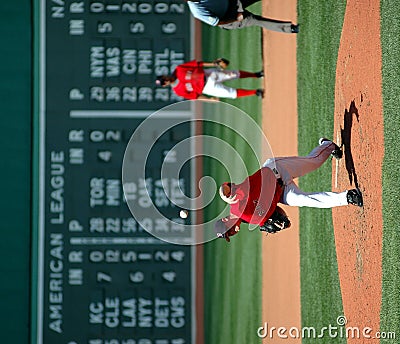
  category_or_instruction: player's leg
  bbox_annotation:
[202,82,258,99]
[203,71,261,99]
[281,181,349,208]
[263,140,341,182]
[210,69,263,81]
[238,70,264,78]
[232,11,297,33]
[208,69,240,82]
[202,73,236,98]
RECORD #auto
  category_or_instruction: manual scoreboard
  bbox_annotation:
[38,1,195,343]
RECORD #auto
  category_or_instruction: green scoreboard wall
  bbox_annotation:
[0,1,198,343]
[0,1,32,343]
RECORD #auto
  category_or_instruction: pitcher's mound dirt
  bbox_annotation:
[333,1,383,342]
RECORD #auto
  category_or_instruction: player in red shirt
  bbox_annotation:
[156,59,264,101]
[215,138,364,242]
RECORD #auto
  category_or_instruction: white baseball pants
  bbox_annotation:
[202,69,240,98]
[262,141,348,208]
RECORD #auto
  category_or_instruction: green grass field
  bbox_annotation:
[202,1,400,343]
[298,1,400,343]
[297,2,347,343]
[201,8,264,344]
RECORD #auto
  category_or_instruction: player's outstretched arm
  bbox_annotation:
[202,62,216,67]
[202,58,230,69]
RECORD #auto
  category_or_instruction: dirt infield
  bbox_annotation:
[332,0,383,342]
[261,1,300,343]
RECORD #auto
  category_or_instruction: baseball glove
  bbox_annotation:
[213,57,230,69]
[259,206,291,234]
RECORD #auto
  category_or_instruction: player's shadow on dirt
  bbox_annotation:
[340,100,360,188]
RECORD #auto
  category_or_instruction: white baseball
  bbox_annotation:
[179,210,188,219]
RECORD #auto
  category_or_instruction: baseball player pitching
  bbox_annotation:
[156,58,264,101]
[215,138,363,242]
[185,0,299,33]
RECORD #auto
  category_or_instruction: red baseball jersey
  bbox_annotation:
[230,167,283,225]
[172,60,205,99]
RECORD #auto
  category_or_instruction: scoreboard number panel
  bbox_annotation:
[38,1,195,343]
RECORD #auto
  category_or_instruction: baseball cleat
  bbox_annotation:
[347,188,363,207]
[256,89,264,98]
[255,71,264,78]
[319,137,343,159]
[291,24,299,33]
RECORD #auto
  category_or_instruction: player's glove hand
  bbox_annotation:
[259,206,291,234]
[213,58,230,69]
